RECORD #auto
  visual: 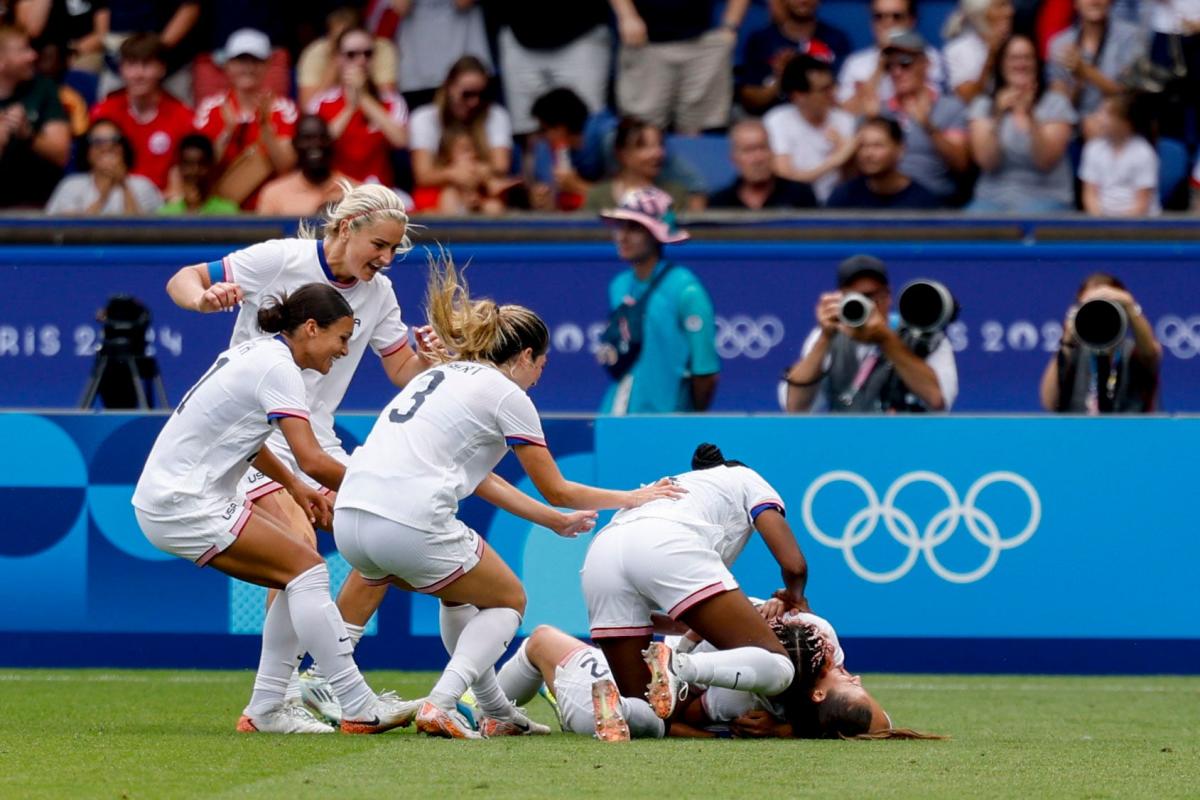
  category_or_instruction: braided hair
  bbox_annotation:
[690,443,747,470]
[768,615,831,738]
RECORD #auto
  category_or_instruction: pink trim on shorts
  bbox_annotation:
[378,339,408,357]
[361,574,393,587]
[557,644,591,668]
[413,535,486,594]
[590,625,654,639]
[196,501,253,567]
[246,481,284,501]
[668,581,731,620]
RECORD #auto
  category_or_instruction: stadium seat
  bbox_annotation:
[665,134,736,195]
[1157,137,1189,207]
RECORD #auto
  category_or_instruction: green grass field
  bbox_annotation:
[1,670,1196,799]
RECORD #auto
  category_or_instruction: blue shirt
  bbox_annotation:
[601,260,720,414]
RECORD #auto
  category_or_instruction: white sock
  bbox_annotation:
[246,590,304,715]
[439,602,518,718]
[307,622,364,682]
[497,640,543,706]
[620,696,666,739]
[675,648,795,696]
[284,564,375,719]
[428,607,521,710]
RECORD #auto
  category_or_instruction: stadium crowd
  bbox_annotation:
[0,0,1196,216]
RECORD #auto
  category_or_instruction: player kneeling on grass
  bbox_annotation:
[132,284,419,734]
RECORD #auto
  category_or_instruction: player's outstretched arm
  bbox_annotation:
[754,508,809,611]
[250,446,333,529]
[275,417,346,492]
[474,473,597,538]
[513,444,686,510]
[166,263,243,312]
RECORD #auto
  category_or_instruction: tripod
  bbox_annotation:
[79,347,168,410]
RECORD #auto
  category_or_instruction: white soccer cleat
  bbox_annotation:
[299,668,342,725]
[643,642,686,720]
[478,707,552,737]
[415,700,483,739]
[591,679,630,742]
[340,691,422,735]
[237,702,335,734]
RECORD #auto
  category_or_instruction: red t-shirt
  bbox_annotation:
[90,90,195,191]
[308,88,407,187]
[194,91,299,173]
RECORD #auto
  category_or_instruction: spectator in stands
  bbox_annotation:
[598,187,720,414]
[256,113,350,216]
[0,23,69,208]
[877,30,970,204]
[781,254,957,412]
[1046,0,1144,138]
[35,40,87,136]
[827,116,942,208]
[393,0,492,111]
[158,132,239,214]
[16,0,108,73]
[1041,272,1160,412]
[1080,94,1160,216]
[46,117,162,213]
[584,115,701,211]
[410,55,512,197]
[308,24,408,187]
[611,0,749,133]
[494,0,611,139]
[709,118,818,208]
[195,28,298,209]
[1148,0,1200,144]
[736,0,853,115]
[101,1,201,103]
[527,87,602,210]
[91,33,194,193]
[297,5,397,109]
[838,0,945,115]
[942,0,1014,104]
[414,123,516,214]
[967,34,1076,212]
[764,55,857,204]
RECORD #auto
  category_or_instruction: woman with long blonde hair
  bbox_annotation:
[333,256,684,739]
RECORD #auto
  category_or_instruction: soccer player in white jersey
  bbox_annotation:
[333,257,685,739]
[165,181,435,708]
[579,443,813,739]
[133,284,419,734]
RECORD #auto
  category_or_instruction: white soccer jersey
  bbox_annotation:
[208,237,410,452]
[133,338,310,514]
[606,465,785,567]
[335,361,546,532]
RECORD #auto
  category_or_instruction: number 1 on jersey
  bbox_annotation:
[389,369,445,423]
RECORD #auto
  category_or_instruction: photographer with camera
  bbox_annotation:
[1040,273,1161,413]
[780,254,957,413]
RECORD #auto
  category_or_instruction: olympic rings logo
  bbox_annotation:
[715,315,785,359]
[1156,315,1200,360]
[800,471,1040,584]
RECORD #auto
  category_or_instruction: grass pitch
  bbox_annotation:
[1,670,1196,799]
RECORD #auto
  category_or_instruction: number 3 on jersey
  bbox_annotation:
[389,369,445,423]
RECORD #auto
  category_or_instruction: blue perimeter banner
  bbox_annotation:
[2,412,1197,674]
[2,241,1199,412]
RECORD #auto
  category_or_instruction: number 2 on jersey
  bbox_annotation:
[389,369,445,423]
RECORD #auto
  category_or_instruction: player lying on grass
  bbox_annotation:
[330,256,685,739]
[578,442,808,737]
[132,284,419,734]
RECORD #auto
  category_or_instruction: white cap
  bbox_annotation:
[222,28,271,62]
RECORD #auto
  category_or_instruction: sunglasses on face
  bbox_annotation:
[884,54,917,69]
[457,88,484,100]
[88,134,123,146]
[342,48,374,59]
[873,11,910,21]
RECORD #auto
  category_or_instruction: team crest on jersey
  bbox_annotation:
[148,131,172,155]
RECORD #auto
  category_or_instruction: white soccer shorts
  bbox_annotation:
[333,507,484,592]
[134,497,253,566]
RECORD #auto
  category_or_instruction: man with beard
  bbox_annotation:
[736,0,852,114]
[257,115,353,216]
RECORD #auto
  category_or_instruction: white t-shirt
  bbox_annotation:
[836,46,947,105]
[700,611,845,724]
[1079,136,1161,216]
[133,338,309,513]
[943,30,988,90]
[212,237,410,454]
[335,361,546,531]
[1152,0,1200,34]
[607,464,784,567]
[762,104,857,203]
[46,173,164,215]
[408,103,513,153]
[777,325,959,411]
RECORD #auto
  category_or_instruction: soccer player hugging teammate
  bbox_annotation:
[132,284,418,734]
[165,181,439,715]
[331,256,686,739]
